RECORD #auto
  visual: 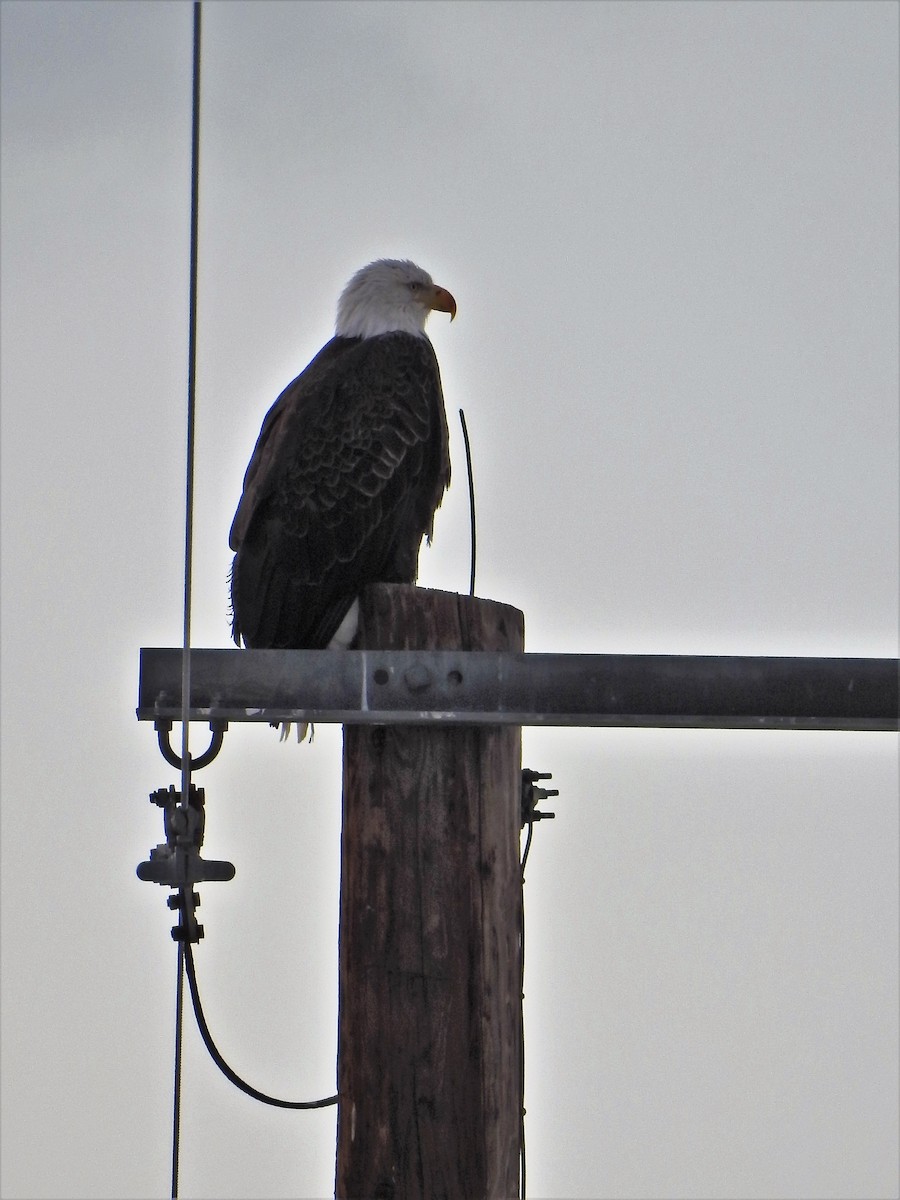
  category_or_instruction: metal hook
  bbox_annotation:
[154,717,228,771]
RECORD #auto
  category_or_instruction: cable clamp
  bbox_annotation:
[521,768,558,827]
[137,783,235,942]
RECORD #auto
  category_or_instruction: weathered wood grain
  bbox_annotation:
[336,585,524,1200]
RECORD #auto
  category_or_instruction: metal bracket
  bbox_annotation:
[136,783,235,942]
[154,718,228,772]
[521,768,558,828]
[137,648,900,731]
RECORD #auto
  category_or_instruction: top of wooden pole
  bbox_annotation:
[356,583,525,654]
[337,584,526,1199]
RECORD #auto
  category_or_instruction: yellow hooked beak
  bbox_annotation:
[429,284,457,322]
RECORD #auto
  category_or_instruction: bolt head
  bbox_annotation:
[403,664,432,693]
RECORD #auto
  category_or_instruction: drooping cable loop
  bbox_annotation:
[182,929,338,1110]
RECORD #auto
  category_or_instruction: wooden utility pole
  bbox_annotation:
[336,584,524,1200]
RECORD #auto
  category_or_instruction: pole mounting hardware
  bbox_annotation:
[521,768,558,828]
[137,783,235,942]
[154,717,228,772]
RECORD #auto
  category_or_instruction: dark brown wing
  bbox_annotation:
[229,332,450,648]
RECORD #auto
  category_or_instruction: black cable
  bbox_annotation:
[519,819,535,1200]
[519,876,527,1200]
[521,818,535,876]
[182,927,338,1110]
[459,408,477,596]
[171,942,185,1199]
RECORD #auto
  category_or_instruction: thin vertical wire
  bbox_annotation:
[519,822,533,1200]
[458,408,476,596]
[181,1,201,788]
[171,940,185,1198]
[173,5,202,1198]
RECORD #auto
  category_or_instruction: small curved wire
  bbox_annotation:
[459,408,477,597]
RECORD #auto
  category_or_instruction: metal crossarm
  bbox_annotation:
[137,649,898,731]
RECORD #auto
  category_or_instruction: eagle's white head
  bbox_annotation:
[335,258,457,339]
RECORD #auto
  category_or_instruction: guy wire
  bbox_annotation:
[173,4,202,1197]
[181,1,201,802]
[171,941,185,1198]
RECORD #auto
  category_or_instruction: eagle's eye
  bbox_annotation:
[407,280,423,294]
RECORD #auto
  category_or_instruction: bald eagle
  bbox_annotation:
[229,259,455,656]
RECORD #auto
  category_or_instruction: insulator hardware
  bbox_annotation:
[521,768,559,828]
[154,717,228,772]
[137,782,235,942]
[168,889,205,944]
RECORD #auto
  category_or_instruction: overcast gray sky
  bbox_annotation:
[2,2,898,1198]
